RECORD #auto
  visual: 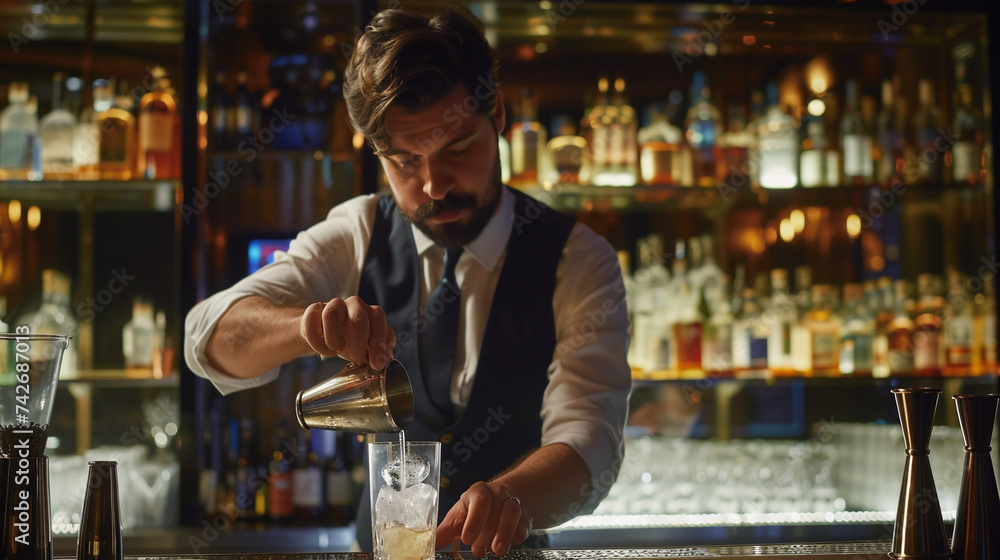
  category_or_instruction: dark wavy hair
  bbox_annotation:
[342,4,500,153]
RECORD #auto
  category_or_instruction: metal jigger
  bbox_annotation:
[889,387,950,560]
[296,359,413,433]
[951,394,1000,560]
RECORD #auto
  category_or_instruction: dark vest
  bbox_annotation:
[354,188,575,550]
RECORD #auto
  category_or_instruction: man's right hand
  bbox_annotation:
[300,296,396,371]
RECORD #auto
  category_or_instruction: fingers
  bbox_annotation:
[447,482,529,558]
[491,496,524,556]
[299,297,395,368]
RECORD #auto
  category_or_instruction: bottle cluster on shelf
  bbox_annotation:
[200,415,361,527]
[0,69,180,182]
[625,235,997,380]
[502,60,990,191]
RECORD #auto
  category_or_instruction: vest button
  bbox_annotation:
[440,433,453,444]
[440,476,451,489]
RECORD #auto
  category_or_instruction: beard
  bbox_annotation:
[397,154,503,249]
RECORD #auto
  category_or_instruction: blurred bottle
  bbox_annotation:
[292,429,325,523]
[40,73,77,179]
[509,87,547,188]
[841,80,875,186]
[910,79,942,185]
[547,114,589,185]
[840,283,875,377]
[792,284,841,376]
[235,419,258,521]
[0,82,39,180]
[733,287,769,378]
[876,78,907,188]
[799,93,840,187]
[73,79,107,178]
[324,431,356,525]
[229,67,253,149]
[638,101,683,186]
[20,269,78,378]
[887,280,916,376]
[93,79,136,179]
[640,235,673,374]
[138,65,179,179]
[912,274,944,377]
[672,276,704,379]
[871,277,894,378]
[717,105,753,188]
[498,133,511,184]
[949,60,984,186]
[757,83,798,189]
[975,272,996,375]
[122,296,156,370]
[607,77,638,186]
[684,71,722,188]
[211,70,229,150]
[268,420,295,521]
[943,270,974,377]
[767,269,797,376]
[588,77,613,184]
[702,278,734,378]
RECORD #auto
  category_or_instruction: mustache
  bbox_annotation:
[413,192,477,220]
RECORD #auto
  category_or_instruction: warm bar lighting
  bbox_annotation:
[780,218,794,242]
[846,214,862,238]
[8,200,21,223]
[26,205,41,230]
[790,209,805,233]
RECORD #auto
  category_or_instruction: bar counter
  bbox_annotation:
[53,542,893,559]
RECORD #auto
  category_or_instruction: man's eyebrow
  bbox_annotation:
[379,129,480,157]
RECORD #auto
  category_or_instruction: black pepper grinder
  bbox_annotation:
[76,461,123,560]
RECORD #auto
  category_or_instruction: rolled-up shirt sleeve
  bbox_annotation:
[184,194,377,395]
[542,223,632,514]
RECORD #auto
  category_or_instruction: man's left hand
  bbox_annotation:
[435,481,532,557]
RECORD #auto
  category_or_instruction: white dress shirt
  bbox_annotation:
[184,187,632,507]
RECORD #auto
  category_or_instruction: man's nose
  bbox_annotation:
[423,158,455,200]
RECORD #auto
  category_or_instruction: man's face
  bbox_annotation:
[379,85,506,248]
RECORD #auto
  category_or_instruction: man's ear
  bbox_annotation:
[493,87,506,134]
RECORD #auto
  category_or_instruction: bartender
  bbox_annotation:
[184,4,630,557]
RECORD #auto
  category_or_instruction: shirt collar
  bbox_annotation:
[411,186,514,272]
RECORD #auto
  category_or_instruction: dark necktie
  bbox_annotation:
[419,246,463,418]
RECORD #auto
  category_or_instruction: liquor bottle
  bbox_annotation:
[799,94,840,187]
[73,79,107,178]
[794,265,813,319]
[93,80,136,179]
[672,278,704,379]
[696,234,725,314]
[912,274,944,376]
[840,283,875,377]
[684,71,722,188]
[230,67,253,148]
[976,272,997,375]
[870,277,894,377]
[138,65,179,179]
[950,60,984,185]
[757,83,798,189]
[292,429,325,523]
[234,419,258,521]
[841,80,875,186]
[39,73,78,179]
[20,269,78,379]
[944,270,974,377]
[588,77,613,184]
[324,431,356,526]
[767,269,797,376]
[792,285,841,376]
[122,297,156,369]
[746,89,764,189]
[910,79,942,185]
[876,78,906,188]
[607,77,638,186]
[702,278,734,378]
[268,420,295,521]
[887,280,916,376]
[717,105,753,188]
[509,87,547,188]
[641,235,673,373]
[0,82,39,180]
[211,70,229,150]
[732,287,769,378]
[546,114,589,185]
[637,102,683,186]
